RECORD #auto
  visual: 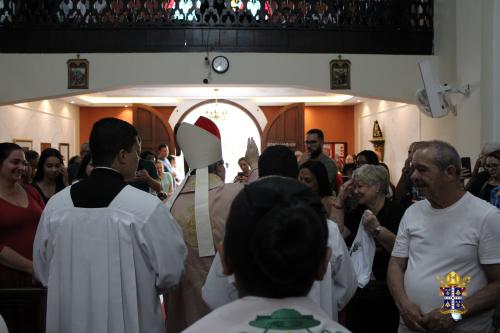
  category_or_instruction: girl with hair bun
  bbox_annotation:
[185,176,350,333]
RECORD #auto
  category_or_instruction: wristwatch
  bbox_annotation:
[372,225,383,238]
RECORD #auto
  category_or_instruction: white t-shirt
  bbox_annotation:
[392,192,500,333]
[183,296,351,333]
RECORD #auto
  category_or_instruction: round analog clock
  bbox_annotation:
[212,56,229,74]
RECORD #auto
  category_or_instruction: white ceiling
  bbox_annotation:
[61,85,365,106]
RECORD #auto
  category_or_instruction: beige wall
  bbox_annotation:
[0,53,436,106]
[0,100,79,158]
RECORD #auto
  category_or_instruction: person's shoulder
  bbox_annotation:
[43,186,73,212]
[116,185,163,212]
[319,154,335,164]
[463,192,500,218]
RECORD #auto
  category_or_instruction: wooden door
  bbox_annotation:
[132,105,174,154]
[262,103,305,152]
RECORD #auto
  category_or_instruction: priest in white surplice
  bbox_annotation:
[33,118,187,333]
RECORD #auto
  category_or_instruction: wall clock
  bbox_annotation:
[212,56,229,74]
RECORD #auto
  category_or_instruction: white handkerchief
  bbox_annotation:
[349,223,376,288]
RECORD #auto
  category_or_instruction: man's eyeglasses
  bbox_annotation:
[305,140,319,145]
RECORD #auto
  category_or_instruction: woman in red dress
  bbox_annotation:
[0,143,45,288]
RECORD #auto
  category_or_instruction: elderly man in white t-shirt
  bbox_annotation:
[388,140,500,333]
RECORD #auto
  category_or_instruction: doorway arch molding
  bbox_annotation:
[169,99,267,133]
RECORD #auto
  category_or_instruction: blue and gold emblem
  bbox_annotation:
[437,271,471,317]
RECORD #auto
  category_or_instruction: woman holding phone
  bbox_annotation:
[32,148,68,204]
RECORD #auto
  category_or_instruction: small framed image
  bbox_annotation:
[58,143,70,164]
[40,142,51,152]
[13,138,32,150]
[67,58,89,89]
[333,142,347,163]
[322,142,333,159]
[330,58,351,90]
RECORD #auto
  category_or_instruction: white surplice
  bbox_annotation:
[184,296,352,333]
[33,186,187,333]
[201,219,357,320]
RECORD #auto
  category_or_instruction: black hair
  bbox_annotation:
[299,160,332,197]
[356,150,380,165]
[158,143,167,151]
[68,155,80,166]
[33,148,66,191]
[306,129,324,141]
[24,150,39,162]
[343,163,356,177]
[89,118,139,167]
[258,145,298,179]
[238,157,247,164]
[74,154,93,182]
[224,176,328,298]
[140,150,156,161]
[487,150,500,161]
[0,143,23,166]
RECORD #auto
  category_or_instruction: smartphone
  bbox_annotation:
[237,172,244,176]
[461,157,471,174]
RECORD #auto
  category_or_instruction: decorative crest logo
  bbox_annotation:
[437,271,471,317]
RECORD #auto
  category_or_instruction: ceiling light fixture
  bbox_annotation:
[205,88,227,122]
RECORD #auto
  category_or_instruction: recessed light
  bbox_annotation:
[70,101,75,104]
[356,100,361,103]
[124,105,128,107]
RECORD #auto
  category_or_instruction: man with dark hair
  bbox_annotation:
[158,143,172,172]
[33,117,187,333]
[302,129,338,192]
[388,140,500,333]
[258,144,299,179]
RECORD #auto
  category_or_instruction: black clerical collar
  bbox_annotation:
[91,167,124,180]
[71,166,127,208]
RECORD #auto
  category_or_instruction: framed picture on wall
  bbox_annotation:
[333,142,347,163]
[330,58,351,90]
[323,143,333,159]
[67,57,89,89]
[40,142,51,152]
[58,143,70,164]
[13,139,32,150]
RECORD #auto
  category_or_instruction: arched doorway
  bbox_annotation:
[179,100,262,182]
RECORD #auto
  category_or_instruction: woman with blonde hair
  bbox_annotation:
[333,164,405,332]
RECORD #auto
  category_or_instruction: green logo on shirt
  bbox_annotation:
[248,308,321,332]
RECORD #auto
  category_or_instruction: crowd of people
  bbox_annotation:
[0,118,499,333]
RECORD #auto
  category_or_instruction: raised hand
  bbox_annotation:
[245,137,259,170]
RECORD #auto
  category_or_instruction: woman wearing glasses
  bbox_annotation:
[468,150,500,205]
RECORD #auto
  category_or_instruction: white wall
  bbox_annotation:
[0,100,79,159]
[354,100,420,184]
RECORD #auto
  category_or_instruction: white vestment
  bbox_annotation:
[184,296,351,333]
[33,186,187,333]
[202,220,357,320]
